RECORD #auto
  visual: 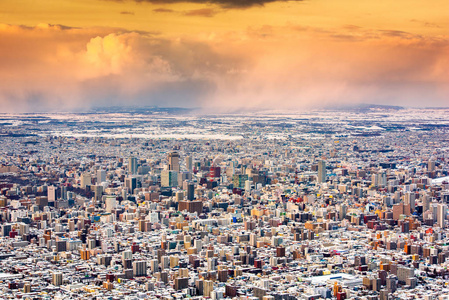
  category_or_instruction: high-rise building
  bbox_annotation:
[428,160,435,171]
[437,203,447,228]
[1,224,12,237]
[129,156,138,175]
[175,277,189,290]
[61,186,67,200]
[339,204,347,220]
[405,192,415,212]
[161,170,178,187]
[168,152,180,172]
[186,156,193,172]
[133,260,147,277]
[233,174,248,189]
[125,176,137,193]
[47,186,57,202]
[317,160,326,183]
[93,185,103,203]
[204,280,214,298]
[186,181,195,200]
[80,173,91,189]
[52,272,63,286]
[105,196,117,213]
[175,191,184,202]
[422,193,430,212]
[97,169,106,183]
[178,171,191,187]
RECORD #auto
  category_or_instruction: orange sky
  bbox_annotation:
[0,0,448,112]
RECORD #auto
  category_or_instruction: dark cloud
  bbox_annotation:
[153,8,175,13]
[120,11,135,15]
[184,8,217,17]
[410,19,441,28]
[136,0,303,9]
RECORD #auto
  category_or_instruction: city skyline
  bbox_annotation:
[0,108,448,298]
[0,0,448,112]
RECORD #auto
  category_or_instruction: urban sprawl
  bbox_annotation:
[0,107,449,300]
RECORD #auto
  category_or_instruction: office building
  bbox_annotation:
[161,170,178,187]
[168,152,180,172]
[318,160,326,183]
[129,156,138,175]
[437,203,447,228]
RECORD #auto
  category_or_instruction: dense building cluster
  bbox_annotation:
[0,108,449,299]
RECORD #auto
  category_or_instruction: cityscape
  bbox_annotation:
[1,0,449,299]
[0,106,449,299]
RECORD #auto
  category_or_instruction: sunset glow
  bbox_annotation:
[1,0,448,111]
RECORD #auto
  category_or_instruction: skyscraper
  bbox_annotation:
[437,203,447,228]
[428,160,435,171]
[47,186,57,202]
[186,181,195,200]
[318,160,326,183]
[80,173,91,189]
[422,193,430,212]
[168,152,180,172]
[161,170,178,187]
[186,156,193,172]
[405,191,415,212]
[129,156,138,175]
[133,260,147,277]
[97,169,106,183]
[125,176,137,193]
[52,272,63,286]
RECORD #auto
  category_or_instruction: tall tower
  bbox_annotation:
[422,193,430,212]
[80,173,92,189]
[48,186,57,202]
[129,156,138,175]
[168,152,180,172]
[437,203,447,228]
[428,160,435,171]
[161,170,178,187]
[97,169,106,183]
[52,272,63,286]
[185,156,193,172]
[317,160,326,183]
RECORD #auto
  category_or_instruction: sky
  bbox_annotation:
[0,0,448,112]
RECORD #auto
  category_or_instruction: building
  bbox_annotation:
[204,280,214,298]
[47,186,57,202]
[437,203,447,228]
[186,181,195,200]
[179,200,203,215]
[133,260,147,277]
[318,160,326,183]
[186,156,193,172]
[129,156,138,175]
[168,152,180,172]
[52,272,63,286]
[80,173,91,189]
[97,169,106,183]
[233,174,248,189]
[161,170,178,187]
[93,185,103,203]
[125,176,137,193]
[105,196,117,213]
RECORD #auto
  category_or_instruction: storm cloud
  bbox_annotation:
[134,0,303,9]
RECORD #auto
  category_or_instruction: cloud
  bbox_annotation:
[120,11,135,15]
[198,24,449,109]
[0,22,448,112]
[184,8,218,17]
[134,0,303,9]
[0,23,242,112]
[153,8,175,13]
[410,19,441,28]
